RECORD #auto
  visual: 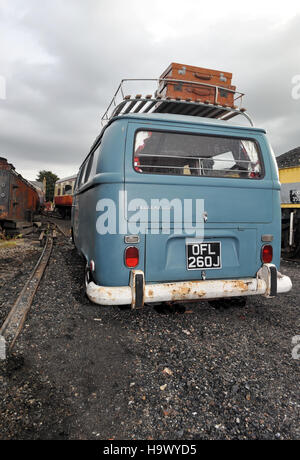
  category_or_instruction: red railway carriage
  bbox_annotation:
[0,157,41,230]
[54,175,77,218]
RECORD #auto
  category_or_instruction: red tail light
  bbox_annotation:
[134,156,142,173]
[261,245,273,264]
[125,246,139,268]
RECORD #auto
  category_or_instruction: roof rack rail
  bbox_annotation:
[101,79,254,127]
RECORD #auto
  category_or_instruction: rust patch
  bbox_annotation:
[223,280,248,293]
[172,286,191,296]
[148,289,154,297]
[0,206,8,217]
[96,287,113,297]
[170,285,202,301]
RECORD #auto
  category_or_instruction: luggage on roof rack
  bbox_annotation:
[157,62,236,107]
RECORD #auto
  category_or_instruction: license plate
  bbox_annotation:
[186,241,222,270]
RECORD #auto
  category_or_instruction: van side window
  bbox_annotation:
[89,143,101,178]
[133,130,263,179]
[84,153,94,183]
[78,162,87,187]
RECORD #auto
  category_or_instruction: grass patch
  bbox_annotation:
[0,238,24,249]
[0,240,17,248]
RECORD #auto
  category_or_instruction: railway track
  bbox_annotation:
[41,213,71,238]
[0,220,70,360]
[41,210,64,219]
[49,219,71,239]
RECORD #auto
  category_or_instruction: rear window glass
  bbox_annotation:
[133,130,263,179]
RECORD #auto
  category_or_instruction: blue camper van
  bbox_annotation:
[72,79,292,308]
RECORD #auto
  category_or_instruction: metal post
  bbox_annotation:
[289,211,295,246]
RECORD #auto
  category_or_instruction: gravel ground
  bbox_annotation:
[0,231,299,440]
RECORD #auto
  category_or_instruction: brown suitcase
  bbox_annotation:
[157,63,236,107]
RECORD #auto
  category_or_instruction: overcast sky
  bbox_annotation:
[0,0,300,180]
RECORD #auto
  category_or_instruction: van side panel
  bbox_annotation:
[74,119,147,287]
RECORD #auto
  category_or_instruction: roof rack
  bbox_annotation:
[101,78,254,127]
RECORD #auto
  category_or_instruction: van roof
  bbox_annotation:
[113,112,266,134]
[87,111,266,161]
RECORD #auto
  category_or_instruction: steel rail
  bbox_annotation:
[101,78,249,125]
[102,96,254,128]
[52,222,70,238]
[0,232,54,359]
[137,164,253,174]
[45,216,71,238]
[137,153,257,163]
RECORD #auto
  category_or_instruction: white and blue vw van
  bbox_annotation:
[72,80,292,308]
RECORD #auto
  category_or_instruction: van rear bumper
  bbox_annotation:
[86,264,292,307]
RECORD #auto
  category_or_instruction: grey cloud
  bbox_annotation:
[0,0,299,179]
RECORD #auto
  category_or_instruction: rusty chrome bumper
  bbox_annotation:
[86,264,292,308]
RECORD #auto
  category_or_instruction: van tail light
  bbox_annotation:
[125,246,139,268]
[89,260,95,272]
[261,245,273,264]
[134,156,142,173]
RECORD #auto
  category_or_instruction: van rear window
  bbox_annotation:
[133,130,263,179]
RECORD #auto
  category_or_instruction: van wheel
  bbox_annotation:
[208,297,247,309]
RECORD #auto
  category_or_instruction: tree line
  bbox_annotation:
[36,170,59,202]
